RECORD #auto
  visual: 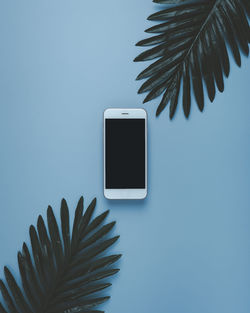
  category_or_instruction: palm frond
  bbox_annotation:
[0,197,121,313]
[135,0,250,119]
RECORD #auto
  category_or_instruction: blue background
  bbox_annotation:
[0,1,249,312]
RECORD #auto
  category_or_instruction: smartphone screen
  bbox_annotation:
[105,118,145,189]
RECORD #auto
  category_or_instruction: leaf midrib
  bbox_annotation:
[186,0,222,57]
[172,0,222,77]
[40,238,81,312]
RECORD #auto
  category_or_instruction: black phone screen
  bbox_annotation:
[105,118,145,189]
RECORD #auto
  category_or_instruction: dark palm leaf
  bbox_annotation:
[135,0,250,119]
[0,197,121,313]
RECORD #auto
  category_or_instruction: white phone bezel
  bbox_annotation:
[103,108,147,200]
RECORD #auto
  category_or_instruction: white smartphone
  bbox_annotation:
[104,108,147,200]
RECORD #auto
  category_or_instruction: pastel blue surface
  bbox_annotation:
[0,1,249,313]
